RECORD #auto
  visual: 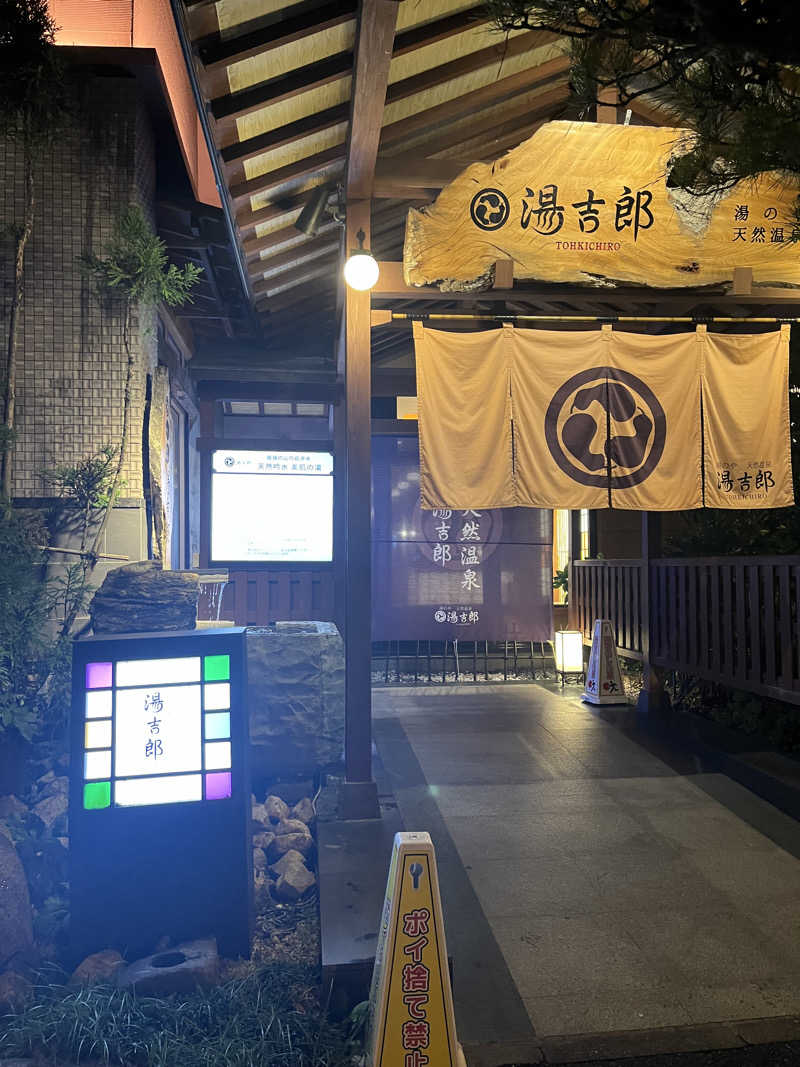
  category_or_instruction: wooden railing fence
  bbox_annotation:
[571,556,800,706]
[198,570,335,627]
[570,560,644,659]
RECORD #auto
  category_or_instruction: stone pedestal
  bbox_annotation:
[247,622,345,779]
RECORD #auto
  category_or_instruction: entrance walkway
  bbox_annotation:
[372,683,800,1065]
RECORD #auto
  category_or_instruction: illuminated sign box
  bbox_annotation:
[210,449,333,563]
[70,628,252,961]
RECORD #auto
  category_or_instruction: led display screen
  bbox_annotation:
[211,450,333,563]
[82,653,233,808]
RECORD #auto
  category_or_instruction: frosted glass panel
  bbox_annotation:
[205,771,231,800]
[204,683,230,710]
[116,657,200,688]
[115,774,202,807]
[115,684,201,777]
[86,662,112,689]
[85,720,112,749]
[204,712,230,740]
[204,741,231,770]
[84,750,111,779]
[86,690,112,719]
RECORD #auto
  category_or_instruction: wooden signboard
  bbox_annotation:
[403,121,800,290]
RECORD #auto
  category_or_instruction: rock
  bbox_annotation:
[274,864,316,902]
[116,938,218,995]
[70,949,125,986]
[0,796,28,820]
[0,833,34,970]
[253,870,272,910]
[275,818,311,837]
[268,849,309,878]
[253,831,275,852]
[15,838,68,908]
[40,776,68,799]
[253,848,267,872]
[267,831,313,862]
[32,792,67,829]
[247,624,344,778]
[265,795,290,824]
[0,971,32,1013]
[37,769,55,785]
[90,561,199,634]
[291,797,315,825]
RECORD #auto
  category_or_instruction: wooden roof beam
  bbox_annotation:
[223,27,553,174]
[213,51,353,139]
[230,147,344,210]
[221,101,349,169]
[253,233,342,276]
[253,257,338,297]
[242,199,407,262]
[378,52,571,151]
[259,283,337,315]
[199,0,357,90]
[211,5,491,135]
[347,0,399,200]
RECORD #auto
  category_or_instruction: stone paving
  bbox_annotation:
[371,683,800,1063]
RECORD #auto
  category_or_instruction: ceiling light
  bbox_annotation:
[344,228,379,291]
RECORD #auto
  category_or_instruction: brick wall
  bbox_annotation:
[1,72,157,506]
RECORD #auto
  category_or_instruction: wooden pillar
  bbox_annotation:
[637,513,670,714]
[339,200,380,819]
[332,339,347,637]
[198,398,215,569]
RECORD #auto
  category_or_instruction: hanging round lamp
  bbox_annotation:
[343,228,379,291]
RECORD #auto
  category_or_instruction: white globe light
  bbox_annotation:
[344,250,379,291]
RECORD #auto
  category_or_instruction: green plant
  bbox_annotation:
[0,507,52,739]
[483,1,800,204]
[42,445,123,639]
[553,564,569,603]
[0,965,352,1067]
[81,205,201,566]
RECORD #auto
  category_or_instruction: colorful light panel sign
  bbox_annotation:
[70,628,252,961]
[82,653,233,809]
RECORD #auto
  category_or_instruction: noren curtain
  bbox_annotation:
[414,323,792,511]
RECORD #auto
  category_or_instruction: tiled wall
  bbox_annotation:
[1,74,157,503]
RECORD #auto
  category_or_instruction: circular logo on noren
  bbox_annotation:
[544,367,666,488]
[470,188,510,231]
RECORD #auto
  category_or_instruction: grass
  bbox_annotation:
[0,962,355,1067]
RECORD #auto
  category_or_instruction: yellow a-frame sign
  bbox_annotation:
[367,832,459,1067]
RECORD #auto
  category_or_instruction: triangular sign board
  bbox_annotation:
[367,832,459,1067]
[583,619,626,704]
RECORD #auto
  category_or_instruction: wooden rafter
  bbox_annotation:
[230,146,344,208]
[379,53,571,150]
[200,0,357,95]
[243,220,342,261]
[211,5,493,136]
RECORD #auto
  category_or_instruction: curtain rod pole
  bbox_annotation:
[388,312,799,324]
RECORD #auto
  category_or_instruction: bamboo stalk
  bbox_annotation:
[38,545,130,562]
